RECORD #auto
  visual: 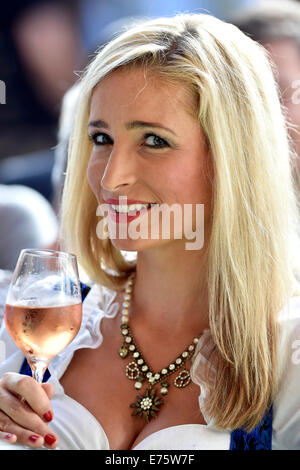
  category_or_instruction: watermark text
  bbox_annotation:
[96,200,205,250]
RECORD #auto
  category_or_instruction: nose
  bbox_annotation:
[100,146,138,192]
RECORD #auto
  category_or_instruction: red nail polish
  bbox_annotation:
[4,434,12,439]
[29,435,39,442]
[44,434,56,445]
[43,411,53,422]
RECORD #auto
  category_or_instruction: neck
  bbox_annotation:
[130,241,209,335]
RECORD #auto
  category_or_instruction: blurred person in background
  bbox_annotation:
[0,0,82,200]
[0,185,58,271]
[0,0,81,158]
[229,0,300,196]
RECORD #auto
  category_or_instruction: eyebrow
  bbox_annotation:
[87,119,177,136]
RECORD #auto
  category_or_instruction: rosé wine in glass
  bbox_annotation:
[4,249,82,383]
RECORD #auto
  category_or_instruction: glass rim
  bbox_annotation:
[19,248,77,260]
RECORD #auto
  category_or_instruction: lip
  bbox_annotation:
[107,203,155,224]
[105,198,155,205]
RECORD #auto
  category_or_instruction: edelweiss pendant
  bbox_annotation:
[130,388,164,422]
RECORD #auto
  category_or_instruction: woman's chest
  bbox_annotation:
[59,322,206,449]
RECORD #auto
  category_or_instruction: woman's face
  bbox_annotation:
[87,67,213,252]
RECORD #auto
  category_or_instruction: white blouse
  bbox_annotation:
[0,283,299,450]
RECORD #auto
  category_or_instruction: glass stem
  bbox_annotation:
[30,361,47,384]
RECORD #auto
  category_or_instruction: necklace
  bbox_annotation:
[118,273,202,422]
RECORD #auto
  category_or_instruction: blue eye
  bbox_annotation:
[89,132,112,146]
[88,131,170,149]
[144,133,170,148]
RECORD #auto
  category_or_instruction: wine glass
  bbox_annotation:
[4,249,82,383]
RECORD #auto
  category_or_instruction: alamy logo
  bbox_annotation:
[291,339,300,365]
[0,81,6,104]
[96,199,205,250]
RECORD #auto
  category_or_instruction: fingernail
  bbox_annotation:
[43,411,53,422]
[29,435,39,442]
[4,434,13,440]
[44,434,56,445]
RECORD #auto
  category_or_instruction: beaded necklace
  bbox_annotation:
[118,273,202,422]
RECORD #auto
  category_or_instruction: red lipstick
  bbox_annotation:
[104,198,156,224]
[105,198,154,205]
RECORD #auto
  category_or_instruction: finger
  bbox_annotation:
[41,382,55,400]
[0,410,43,447]
[0,387,58,446]
[10,383,55,421]
[14,393,53,423]
[2,373,53,421]
[0,431,17,444]
[0,411,58,449]
[0,411,52,448]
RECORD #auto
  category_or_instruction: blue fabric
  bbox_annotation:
[230,405,273,450]
[18,281,273,449]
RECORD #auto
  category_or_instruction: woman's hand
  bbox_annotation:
[0,372,58,448]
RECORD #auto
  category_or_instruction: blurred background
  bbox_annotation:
[0,0,299,277]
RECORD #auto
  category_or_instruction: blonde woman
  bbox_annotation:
[0,13,300,450]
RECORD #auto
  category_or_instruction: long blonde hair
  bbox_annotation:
[61,13,300,431]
